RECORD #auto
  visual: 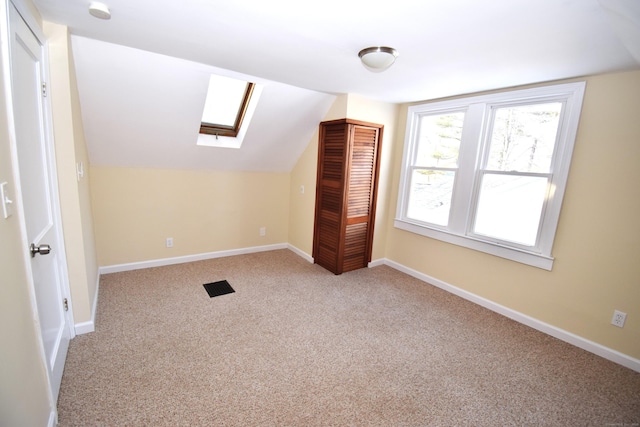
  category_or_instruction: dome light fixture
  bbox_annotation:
[89,2,111,20]
[358,46,399,72]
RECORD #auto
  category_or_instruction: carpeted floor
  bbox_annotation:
[57,249,640,426]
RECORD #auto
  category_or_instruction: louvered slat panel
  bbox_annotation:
[316,214,339,271]
[347,126,377,218]
[314,123,346,273]
[321,186,342,214]
[321,125,346,182]
[317,247,337,270]
[342,222,368,272]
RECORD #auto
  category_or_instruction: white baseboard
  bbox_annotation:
[90,247,640,372]
[74,321,94,335]
[368,258,385,268]
[381,258,640,373]
[74,272,100,335]
[99,243,288,274]
[287,244,314,263]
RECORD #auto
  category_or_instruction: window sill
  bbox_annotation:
[394,219,554,270]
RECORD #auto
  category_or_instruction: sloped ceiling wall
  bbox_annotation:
[72,36,336,172]
[62,0,638,172]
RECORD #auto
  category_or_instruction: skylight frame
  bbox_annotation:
[199,80,255,138]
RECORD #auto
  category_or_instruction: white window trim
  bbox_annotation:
[395,82,586,270]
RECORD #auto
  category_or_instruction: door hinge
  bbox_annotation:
[63,298,68,312]
[41,82,47,97]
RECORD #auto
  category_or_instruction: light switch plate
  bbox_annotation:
[1,182,13,219]
[76,162,84,181]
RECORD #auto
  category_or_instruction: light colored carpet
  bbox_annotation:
[57,249,640,426]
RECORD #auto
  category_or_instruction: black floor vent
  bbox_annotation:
[203,280,235,298]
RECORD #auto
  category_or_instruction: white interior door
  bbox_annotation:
[9,3,71,403]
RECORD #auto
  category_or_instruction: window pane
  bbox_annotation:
[416,112,464,168]
[486,103,562,173]
[201,75,249,127]
[407,170,455,226]
[473,173,548,246]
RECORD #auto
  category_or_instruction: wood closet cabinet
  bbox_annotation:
[313,118,383,275]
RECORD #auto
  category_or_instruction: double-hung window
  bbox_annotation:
[395,82,586,270]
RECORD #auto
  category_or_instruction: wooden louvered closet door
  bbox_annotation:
[313,119,383,275]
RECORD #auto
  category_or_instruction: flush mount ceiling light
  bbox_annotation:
[89,2,111,19]
[358,46,399,72]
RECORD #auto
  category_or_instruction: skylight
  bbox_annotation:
[200,74,255,138]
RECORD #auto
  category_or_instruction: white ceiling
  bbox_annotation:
[31,0,640,171]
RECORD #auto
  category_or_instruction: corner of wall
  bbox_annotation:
[287,94,401,261]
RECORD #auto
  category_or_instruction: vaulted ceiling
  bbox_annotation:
[32,0,640,171]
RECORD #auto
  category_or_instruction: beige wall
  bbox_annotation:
[0,2,53,424]
[287,130,320,255]
[45,22,99,324]
[384,71,640,359]
[91,167,290,266]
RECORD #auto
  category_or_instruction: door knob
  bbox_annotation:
[30,243,51,257]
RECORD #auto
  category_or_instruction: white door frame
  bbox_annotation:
[1,0,75,421]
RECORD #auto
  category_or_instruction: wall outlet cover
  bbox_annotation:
[611,310,627,328]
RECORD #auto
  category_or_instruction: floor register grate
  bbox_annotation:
[203,280,235,298]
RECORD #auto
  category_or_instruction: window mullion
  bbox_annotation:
[449,103,485,233]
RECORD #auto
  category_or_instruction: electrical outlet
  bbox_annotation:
[259,227,266,236]
[166,237,173,248]
[611,310,626,328]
